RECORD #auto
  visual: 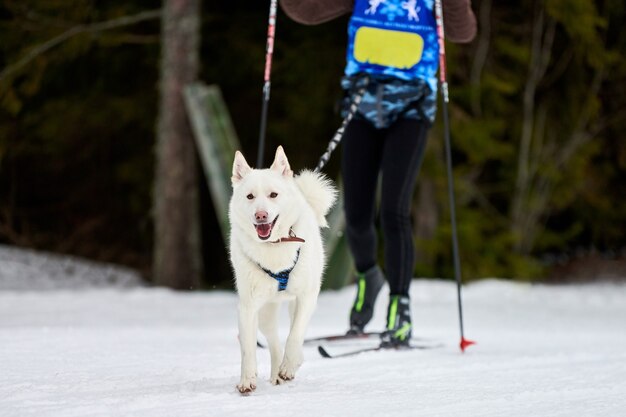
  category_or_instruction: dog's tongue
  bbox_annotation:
[256,223,272,239]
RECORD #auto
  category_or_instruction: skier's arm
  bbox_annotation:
[442,0,477,43]
[279,0,353,25]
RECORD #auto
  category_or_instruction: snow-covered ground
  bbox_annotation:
[1,245,625,417]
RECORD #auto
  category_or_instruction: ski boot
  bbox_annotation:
[380,295,412,347]
[348,265,385,334]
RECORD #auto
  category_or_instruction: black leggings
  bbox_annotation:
[341,117,429,296]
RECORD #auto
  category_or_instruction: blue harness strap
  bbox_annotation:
[260,248,301,291]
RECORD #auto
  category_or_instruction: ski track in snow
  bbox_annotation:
[1,247,625,416]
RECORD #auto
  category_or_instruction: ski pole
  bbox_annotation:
[434,0,475,353]
[256,0,278,168]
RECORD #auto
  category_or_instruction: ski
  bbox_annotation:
[305,332,436,345]
[258,332,434,349]
[318,342,444,359]
[303,331,381,345]
[256,332,379,349]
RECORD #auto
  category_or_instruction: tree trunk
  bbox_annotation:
[510,7,555,254]
[153,0,202,289]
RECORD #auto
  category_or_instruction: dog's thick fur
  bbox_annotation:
[229,146,337,393]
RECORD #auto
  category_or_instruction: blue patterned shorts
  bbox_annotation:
[341,74,437,129]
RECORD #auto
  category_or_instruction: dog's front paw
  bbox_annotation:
[278,346,303,381]
[278,366,296,381]
[270,373,287,385]
[278,357,301,381]
[237,375,257,394]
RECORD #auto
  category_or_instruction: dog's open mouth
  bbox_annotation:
[255,216,278,240]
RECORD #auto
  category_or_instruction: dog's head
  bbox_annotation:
[229,146,297,242]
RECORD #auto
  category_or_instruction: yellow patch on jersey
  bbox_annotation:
[353,27,424,69]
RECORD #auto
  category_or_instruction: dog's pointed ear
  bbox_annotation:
[232,151,251,184]
[270,146,293,178]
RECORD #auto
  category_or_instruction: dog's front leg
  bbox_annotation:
[258,302,283,385]
[237,302,258,394]
[279,294,317,381]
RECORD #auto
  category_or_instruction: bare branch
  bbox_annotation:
[512,6,549,241]
[470,0,492,116]
[536,17,556,81]
[0,9,162,83]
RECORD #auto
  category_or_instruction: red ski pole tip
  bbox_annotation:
[460,337,476,352]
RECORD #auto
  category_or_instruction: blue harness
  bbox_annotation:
[259,248,301,291]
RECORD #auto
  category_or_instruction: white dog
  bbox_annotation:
[229,146,337,394]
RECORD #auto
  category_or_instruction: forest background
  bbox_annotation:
[1,0,624,289]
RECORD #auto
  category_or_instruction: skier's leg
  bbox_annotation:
[379,117,429,344]
[341,118,386,332]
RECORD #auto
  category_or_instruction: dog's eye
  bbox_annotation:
[246,193,254,200]
[269,192,278,199]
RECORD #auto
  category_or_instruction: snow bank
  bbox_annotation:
[0,244,144,291]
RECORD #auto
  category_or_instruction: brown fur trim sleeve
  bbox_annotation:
[279,0,353,25]
[442,0,477,43]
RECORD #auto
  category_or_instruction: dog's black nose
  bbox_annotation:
[255,211,268,222]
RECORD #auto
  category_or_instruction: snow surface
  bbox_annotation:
[1,247,625,417]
